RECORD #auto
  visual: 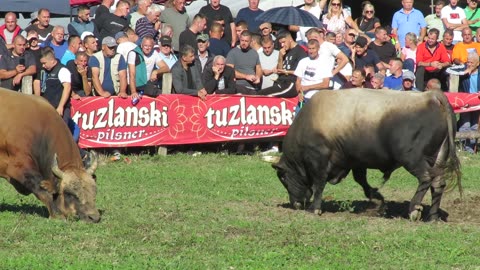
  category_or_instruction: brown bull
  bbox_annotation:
[0,88,100,222]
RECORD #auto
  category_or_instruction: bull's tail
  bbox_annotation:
[440,93,462,196]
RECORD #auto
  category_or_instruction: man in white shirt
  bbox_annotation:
[441,0,469,43]
[258,36,279,89]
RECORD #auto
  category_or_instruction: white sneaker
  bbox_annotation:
[261,146,279,155]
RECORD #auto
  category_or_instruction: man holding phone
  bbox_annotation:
[0,35,36,91]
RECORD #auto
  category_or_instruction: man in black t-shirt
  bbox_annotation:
[256,31,307,98]
[96,0,130,42]
[24,9,54,45]
[352,35,384,73]
[199,0,236,48]
[0,35,36,91]
[367,27,397,69]
[66,51,92,98]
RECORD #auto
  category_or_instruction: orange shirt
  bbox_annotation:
[451,42,480,64]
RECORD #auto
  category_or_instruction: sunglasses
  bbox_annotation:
[365,10,374,14]
[331,3,341,6]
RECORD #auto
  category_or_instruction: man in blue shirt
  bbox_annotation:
[235,0,264,32]
[384,58,404,90]
[391,0,427,50]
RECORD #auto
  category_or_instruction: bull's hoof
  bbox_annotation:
[409,205,423,221]
[293,202,302,210]
[427,213,440,222]
[314,209,322,216]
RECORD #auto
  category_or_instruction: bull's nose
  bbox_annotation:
[86,211,101,223]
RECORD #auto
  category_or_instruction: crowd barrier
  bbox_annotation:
[71,95,298,148]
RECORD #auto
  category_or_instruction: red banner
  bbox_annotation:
[71,95,298,148]
[445,92,480,113]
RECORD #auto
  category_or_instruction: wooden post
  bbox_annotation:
[157,73,173,156]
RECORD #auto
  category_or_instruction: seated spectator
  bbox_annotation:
[294,39,332,102]
[452,28,480,66]
[259,22,275,41]
[443,29,455,60]
[202,55,236,94]
[0,35,36,91]
[341,68,374,89]
[401,70,418,91]
[127,35,167,98]
[383,58,404,90]
[68,5,97,38]
[338,29,356,57]
[425,78,442,90]
[415,28,450,90]
[157,35,178,69]
[171,44,207,100]
[325,32,336,43]
[66,51,92,98]
[370,72,385,89]
[0,12,25,51]
[400,32,418,72]
[354,2,381,38]
[61,35,82,65]
[458,52,480,152]
[208,22,230,57]
[235,21,249,46]
[352,35,384,73]
[195,33,214,75]
[323,0,362,35]
[43,25,68,60]
[135,4,162,42]
[367,27,396,69]
[89,36,128,98]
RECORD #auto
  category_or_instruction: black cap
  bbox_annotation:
[159,35,172,46]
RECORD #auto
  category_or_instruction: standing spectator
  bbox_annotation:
[425,0,446,41]
[89,36,128,98]
[259,22,275,41]
[157,35,178,69]
[83,34,98,57]
[160,23,174,40]
[294,39,332,102]
[289,0,323,44]
[338,30,356,57]
[235,21,248,46]
[354,2,381,38]
[392,0,426,50]
[25,9,54,45]
[95,0,115,21]
[160,0,190,53]
[127,35,165,98]
[116,31,137,61]
[179,13,207,51]
[195,34,214,75]
[236,0,264,32]
[441,0,468,44]
[322,0,362,35]
[200,0,236,48]
[226,31,261,90]
[383,58,404,90]
[96,0,130,42]
[0,12,25,50]
[66,51,92,98]
[465,0,480,34]
[68,5,97,38]
[400,32,418,72]
[61,35,82,65]
[442,29,455,59]
[171,44,207,100]
[415,28,450,90]
[43,26,68,60]
[367,27,397,69]
[0,35,36,91]
[135,4,162,41]
[37,47,71,120]
[202,55,236,94]
[129,0,152,31]
[341,68,374,89]
[250,33,262,53]
[351,36,384,73]
[208,22,230,57]
[259,36,279,89]
[256,31,307,97]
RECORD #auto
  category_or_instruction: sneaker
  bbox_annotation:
[261,146,279,155]
[111,150,121,161]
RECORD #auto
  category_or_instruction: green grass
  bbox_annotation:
[1,152,480,269]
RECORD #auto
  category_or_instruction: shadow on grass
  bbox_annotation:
[278,200,449,222]
[0,203,48,218]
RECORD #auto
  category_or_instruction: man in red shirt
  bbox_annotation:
[416,28,451,90]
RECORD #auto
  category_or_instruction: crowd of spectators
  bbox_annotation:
[1,0,480,154]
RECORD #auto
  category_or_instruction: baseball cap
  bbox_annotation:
[81,31,95,41]
[402,70,415,81]
[114,31,127,40]
[196,33,209,42]
[354,36,368,47]
[159,35,172,46]
[102,36,117,47]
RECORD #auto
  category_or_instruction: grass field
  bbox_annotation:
[1,151,480,269]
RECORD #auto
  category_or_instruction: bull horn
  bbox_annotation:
[52,154,65,179]
[86,151,98,175]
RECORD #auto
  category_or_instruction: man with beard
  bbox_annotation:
[171,44,207,100]
[0,35,36,92]
[96,0,130,42]
[226,31,261,91]
[255,31,307,97]
[68,5,97,38]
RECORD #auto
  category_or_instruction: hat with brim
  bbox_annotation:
[102,36,117,47]
[402,70,416,81]
[196,33,209,42]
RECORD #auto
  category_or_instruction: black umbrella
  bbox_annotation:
[255,6,322,28]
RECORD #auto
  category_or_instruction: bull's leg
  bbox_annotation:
[408,175,432,221]
[427,175,446,221]
[352,168,384,203]
[308,177,327,215]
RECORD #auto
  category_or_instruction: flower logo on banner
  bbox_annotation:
[168,98,188,139]
[190,99,208,138]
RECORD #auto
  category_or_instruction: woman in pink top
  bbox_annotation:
[322,0,362,34]
[400,32,418,73]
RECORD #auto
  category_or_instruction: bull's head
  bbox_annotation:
[272,160,311,210]
[52,152,101,223]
